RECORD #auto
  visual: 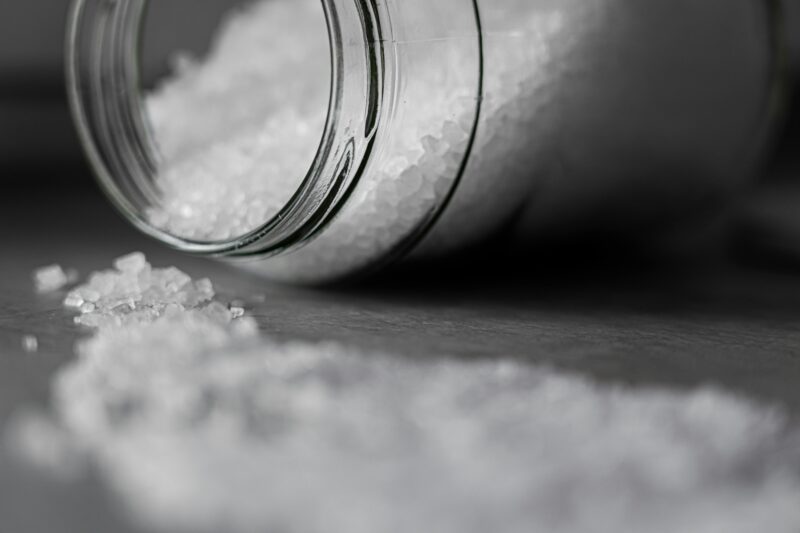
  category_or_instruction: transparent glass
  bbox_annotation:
[68,0,785,283]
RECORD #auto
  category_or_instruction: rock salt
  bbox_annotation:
[8,254,800,533]
[113,251,148,274]
[64,293,85,309]
[21,335,38,353]
[33,264,77,293]
[63,252,217,329]
[146,0,330,241]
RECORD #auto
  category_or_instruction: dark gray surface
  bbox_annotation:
[1,185,800,532]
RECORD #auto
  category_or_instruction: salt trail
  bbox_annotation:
[7,254,800,533]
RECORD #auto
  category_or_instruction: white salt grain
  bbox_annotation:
[33,264,74,293]
[113,252,148,274]
[63,294,84,309]
[62,252,218,329]
[8,253,800,533]
[21,335,38,353]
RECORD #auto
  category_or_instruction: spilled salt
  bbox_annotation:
[6,253,800,533]
[33,264,77,293]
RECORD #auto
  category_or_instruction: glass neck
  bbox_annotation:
[67,0,392,257]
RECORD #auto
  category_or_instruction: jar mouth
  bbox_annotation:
[67,0,384,257]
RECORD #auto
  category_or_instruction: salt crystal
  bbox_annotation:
[87,272,116,295]
[192,278,215,301]
[33,265,72,293]
[162,267,192,292]
[21,335,38,353]
[109,298,136,313]
[204,301,232,323]
[77,288,101,303]
[63,292,84,309]
[114,252,148,274]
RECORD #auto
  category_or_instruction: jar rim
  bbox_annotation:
[66,0,385,257]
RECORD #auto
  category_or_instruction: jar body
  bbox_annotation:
[245,0,780,282]
[421,0,780,254]
[68,0,783,283]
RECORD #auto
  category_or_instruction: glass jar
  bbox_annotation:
[67,0,787,283]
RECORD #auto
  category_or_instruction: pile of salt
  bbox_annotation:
[8,253,800,533]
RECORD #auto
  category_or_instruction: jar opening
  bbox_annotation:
[68,0,383,256]
[140,0,332,244]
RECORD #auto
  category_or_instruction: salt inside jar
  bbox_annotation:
[68,0,784,283]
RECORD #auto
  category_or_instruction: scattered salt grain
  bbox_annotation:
[113,251,148,274]
[63,252,220,329]
[21,335,38,353]
[8,253,800,533]
[33,264,76,293]
[63,293,84,309]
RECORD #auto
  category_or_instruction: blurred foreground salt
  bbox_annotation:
[8,253,800,533]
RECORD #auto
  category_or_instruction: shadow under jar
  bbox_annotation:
[68,0,786,283]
